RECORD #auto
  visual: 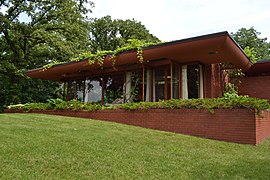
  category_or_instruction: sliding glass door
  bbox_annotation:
[154,64,179,101]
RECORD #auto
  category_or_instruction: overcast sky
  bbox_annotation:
[90,0,270,42]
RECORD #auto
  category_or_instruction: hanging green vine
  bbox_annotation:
[41,61,66,71]
[41,39,159,70]
[220,62,245,93]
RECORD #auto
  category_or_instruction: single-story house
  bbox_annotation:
[27,31,264,103]
[19,31,270,144]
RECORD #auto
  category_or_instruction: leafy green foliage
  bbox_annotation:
[118,97,270,113]
[223,83,239,99]
[7,97,270,113]
[231,27,270,61]
[88,16,160,53]
[41,16,161,71]
[244,46,258,63]
[0,0,93,110]
[48,39,159,69]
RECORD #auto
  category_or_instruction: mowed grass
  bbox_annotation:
[1,114,270,179]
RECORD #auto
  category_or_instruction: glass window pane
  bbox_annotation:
[86,79,102,103]
[155,66,165,101]
[187,64,199,99]
[104,74,124,104]
[173,64,179,99]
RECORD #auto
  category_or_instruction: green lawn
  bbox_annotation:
[1,114,270,179]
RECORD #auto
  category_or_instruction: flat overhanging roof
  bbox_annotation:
[26,31,252,81]
[245,60,270,76]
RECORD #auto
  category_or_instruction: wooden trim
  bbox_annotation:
[101,78,105,105]
[170,62,173,99]
[63,64,140,81]
[177,61,202,66]
[178,65,182,99]
[142,66,145,102]
[146,60,171,67]
[164,68,168,100]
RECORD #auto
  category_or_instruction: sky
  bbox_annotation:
[90,0,270,42]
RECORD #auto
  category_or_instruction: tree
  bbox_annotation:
[231,27,270,62]
[88,16,160,53]
[0,0,93,111]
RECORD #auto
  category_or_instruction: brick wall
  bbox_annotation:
[256,110,270,144]
[8,108,269,145]
[204,64,223,98]
[239,75,270,101]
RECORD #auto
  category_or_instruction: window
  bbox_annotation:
[104,74,124,104]
[85,78,102,103]
[187,64,200,99]
[154,64,179,101]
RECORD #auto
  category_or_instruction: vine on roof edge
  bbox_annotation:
[41,39,160,71]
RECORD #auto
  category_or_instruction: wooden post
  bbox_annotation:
[101,78,105,105]
[170,63,173,99]
[142,66,145,102]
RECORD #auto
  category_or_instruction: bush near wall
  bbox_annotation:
[5,96,270,113]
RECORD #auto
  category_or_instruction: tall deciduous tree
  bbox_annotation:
[231,27,270,62]
[0,0,93,110]
[88,16,160,53]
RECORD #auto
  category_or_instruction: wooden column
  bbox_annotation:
[101,78,105,105]
[142,66,145,102]
[170,63,173,99]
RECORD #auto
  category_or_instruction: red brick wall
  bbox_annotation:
[239,76,270,101]
[203,64,212,98]
[9,108,270,144]
[204,64,223,98]
[256,111,270,144]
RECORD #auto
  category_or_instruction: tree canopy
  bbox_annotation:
[88,15,160,53]
[0,0,94,110]
[0,2,161,111]
[231,27,270,62]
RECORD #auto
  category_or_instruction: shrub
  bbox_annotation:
[6,96,270,113]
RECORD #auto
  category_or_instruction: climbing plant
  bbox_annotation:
[42,39,159,70]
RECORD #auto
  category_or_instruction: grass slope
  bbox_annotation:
[1,113,270,179]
